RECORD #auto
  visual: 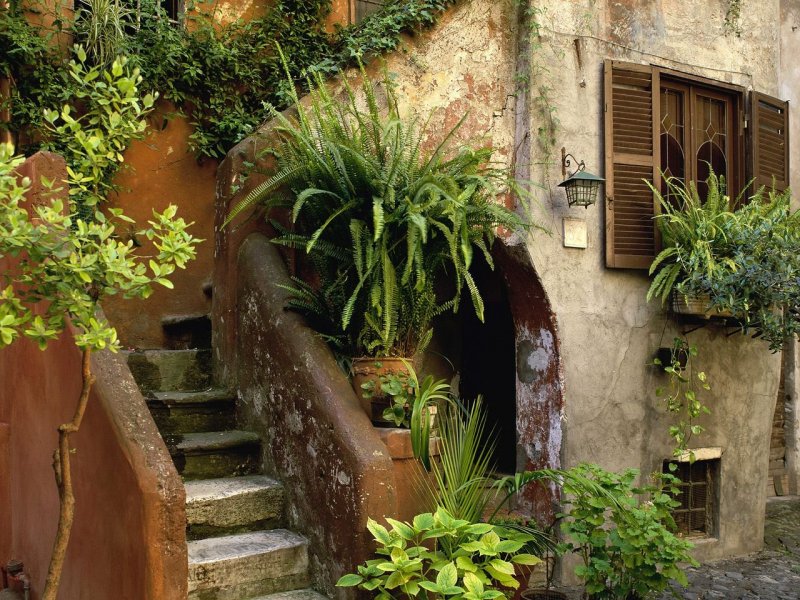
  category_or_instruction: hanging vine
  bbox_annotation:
[1,0,460,160]
[724,0,743,38]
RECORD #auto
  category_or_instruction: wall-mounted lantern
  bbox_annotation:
[557,147,604,208]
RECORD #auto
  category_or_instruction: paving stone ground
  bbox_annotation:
[552,496,800,600]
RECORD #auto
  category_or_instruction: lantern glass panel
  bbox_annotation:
[566,180,600,207]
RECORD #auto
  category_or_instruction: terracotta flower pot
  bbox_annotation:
[351,357,413,421]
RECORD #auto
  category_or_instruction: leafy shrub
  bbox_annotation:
[559,464,696,599]
[336,507,541,599]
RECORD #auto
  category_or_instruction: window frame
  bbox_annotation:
[604,60,788,270]
[659,74,745,202]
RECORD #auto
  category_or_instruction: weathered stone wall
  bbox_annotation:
[216,0,791,578]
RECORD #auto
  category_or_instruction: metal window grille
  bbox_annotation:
[664,459,718,537]
[356,0,385,22]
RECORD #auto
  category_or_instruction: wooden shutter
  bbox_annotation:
[750,91,790,193]
[604,61,660,269]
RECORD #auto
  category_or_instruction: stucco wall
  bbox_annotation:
[337,0,784,560]
[366,0,783,561]
[780,0,800,495]
[216,0,788,571]
[528,0,782,561]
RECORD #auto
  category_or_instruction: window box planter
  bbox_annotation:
[670,292,733,319]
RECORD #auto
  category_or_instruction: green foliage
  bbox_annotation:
[0,56,199,353]
[647,173,800,351]
[653,339,711,462]
[361,360,450,470]
[429,398,497,524]
[42,49,156,210]
[336,507,541,599]
[428,398,608,558]
[646,173,737,306]
[558,464,697,599]
[0,150,198,351]
[2,0,462,160]
[227,68,529,357]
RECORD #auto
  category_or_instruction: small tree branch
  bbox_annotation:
[42,348,94,600]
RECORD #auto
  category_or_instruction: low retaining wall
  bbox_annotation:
[0,151,186,599]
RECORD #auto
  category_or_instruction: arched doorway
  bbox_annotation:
[430,240,564,519]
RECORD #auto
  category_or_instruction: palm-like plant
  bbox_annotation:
[225,64,529,357]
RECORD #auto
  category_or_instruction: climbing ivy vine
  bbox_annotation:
[724,0,743,38]
[1,0,460,160]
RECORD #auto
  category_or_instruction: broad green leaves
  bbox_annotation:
[0,83,199,350]
[337,507,539,599]
[43,48,157,211]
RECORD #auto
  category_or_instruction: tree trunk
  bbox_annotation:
[42,348,94,600]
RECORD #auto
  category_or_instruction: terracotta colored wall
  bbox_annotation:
[0,153,187,599]
[105,106,218,349]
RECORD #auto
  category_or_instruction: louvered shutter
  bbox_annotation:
[604,61,661,269]
[750,91,789,193]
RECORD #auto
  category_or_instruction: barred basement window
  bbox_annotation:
[355,0,385,22]
[663,458,720,537]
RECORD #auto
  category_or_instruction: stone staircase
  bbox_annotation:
[126,326,325,600]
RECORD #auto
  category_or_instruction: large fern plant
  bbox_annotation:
[226,67,529,357]
[647,173,739,305]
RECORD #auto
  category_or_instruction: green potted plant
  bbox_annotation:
[558,464,696,600]
[646,172,738,317]
[224,63,531,420]
[336,507,543,599]
[648,173,800,350]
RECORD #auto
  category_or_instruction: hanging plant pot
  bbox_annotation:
[670,291,733,319]
[351,357,413,422]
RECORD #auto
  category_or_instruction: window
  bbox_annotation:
[355,0,385,22]
[604,61,789,269]
[663,459,720,537]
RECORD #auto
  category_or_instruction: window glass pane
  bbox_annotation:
[695,95,728,198]
[660,88,686,202]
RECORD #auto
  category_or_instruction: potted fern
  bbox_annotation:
[225,66,530,421]
[648,173,800,351]
[647,173,739,317]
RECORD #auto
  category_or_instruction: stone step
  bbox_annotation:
[125,348,212,392]
[249,589,329,600]
[162,313,212,350]
[185,475,284,540]
[187,530,310,600]
[147,388,236,434]
[166,430,260,480]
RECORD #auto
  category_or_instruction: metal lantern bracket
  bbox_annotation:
[561,148,585,179]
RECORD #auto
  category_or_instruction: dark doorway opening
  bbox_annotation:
[458,253,517,474]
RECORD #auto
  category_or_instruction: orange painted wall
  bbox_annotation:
[0,153,187,599]
[104,0,352,348]
[104,105,218,348]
